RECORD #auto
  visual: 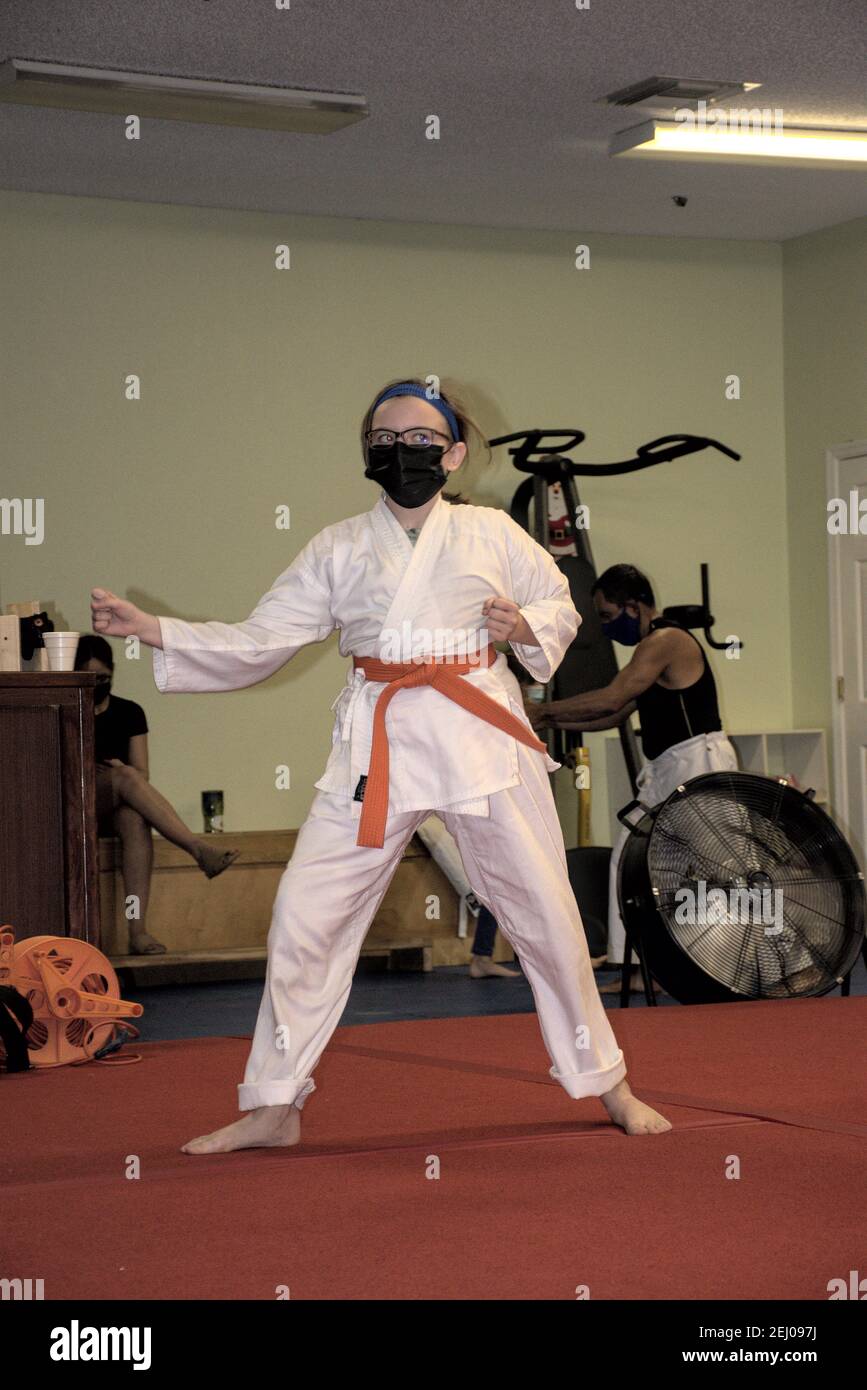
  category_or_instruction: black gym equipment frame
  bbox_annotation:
[490,428,742,793]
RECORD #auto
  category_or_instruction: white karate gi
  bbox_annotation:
[152,492,628,1108]
[607,730,740,965]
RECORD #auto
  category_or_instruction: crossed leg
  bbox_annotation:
[96,762,239,954]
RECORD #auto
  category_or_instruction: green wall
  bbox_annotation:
[1,190,792,833]
[782,217,867,740]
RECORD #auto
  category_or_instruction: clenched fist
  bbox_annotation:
[91,589,162,648]
[481,596,536,646]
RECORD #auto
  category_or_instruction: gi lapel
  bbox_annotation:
[374,493,451,655]
[369,491,412,578]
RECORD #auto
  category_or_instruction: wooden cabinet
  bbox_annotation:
[0,672,101,944]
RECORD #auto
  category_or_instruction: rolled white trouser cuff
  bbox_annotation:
[237,1078,316,1111]
[550,1051,627,1100]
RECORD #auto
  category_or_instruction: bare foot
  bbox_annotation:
[181,1103,301,1155]
[469,956,522,978]
[598,970,661,995]
[601,1079,672,1135]
[193,841,241,880]
[128,930,167,956]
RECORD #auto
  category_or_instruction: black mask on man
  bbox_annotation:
[94,676,112,701]
[364,442,448,509]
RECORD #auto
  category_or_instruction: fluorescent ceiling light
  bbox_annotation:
[610,119,867,166]
[0,58,369,133]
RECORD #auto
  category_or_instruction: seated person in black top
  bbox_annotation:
[75,635,238,956]
[530,564,737,991]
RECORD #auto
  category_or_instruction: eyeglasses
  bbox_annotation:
[365,427,453,448]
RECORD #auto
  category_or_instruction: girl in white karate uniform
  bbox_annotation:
[91,379,671,1149]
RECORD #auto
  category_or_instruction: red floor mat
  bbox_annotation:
[3,998,866,1299]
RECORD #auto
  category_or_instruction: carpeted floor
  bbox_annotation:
[4,996,865,1300]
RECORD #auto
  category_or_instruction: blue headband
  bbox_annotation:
[371,383,460,442]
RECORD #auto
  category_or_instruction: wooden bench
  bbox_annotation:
[99,829,513,983]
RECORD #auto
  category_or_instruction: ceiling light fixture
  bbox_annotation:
[600,76,762,116]
[610,118,867,166]
[0,57,369,134]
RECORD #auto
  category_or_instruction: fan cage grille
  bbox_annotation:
[646,773,865,998]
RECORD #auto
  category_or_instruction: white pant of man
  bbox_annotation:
[238,739,627,1111]
[607,731,739,966]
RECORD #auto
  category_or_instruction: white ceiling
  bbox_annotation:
[0,0,865,241]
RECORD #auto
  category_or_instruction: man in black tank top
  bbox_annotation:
[533,564,724,751]
[532,564,738,986]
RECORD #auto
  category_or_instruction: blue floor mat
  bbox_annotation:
[123,957,866,1043]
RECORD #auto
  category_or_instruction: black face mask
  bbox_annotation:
[364,442,448,509]
[94,676,112,700]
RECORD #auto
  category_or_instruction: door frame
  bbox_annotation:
[826,438,867,855]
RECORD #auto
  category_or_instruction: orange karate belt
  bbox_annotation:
[352,642,548,849]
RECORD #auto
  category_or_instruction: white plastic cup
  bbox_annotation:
[42,631,80,671]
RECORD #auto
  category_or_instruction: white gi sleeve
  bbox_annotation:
[501,514,580,683]
[152,548,335,693]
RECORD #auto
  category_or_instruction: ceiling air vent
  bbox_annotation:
[598,76,761,117]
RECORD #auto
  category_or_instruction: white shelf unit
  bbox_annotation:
[727,729,829,806]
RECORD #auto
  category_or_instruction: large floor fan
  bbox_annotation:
[617,772,866,1004]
